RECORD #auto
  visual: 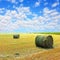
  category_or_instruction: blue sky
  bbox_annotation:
[0,0,60,33]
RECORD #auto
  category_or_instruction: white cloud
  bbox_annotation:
[7,0,24,4]
[43,7,50,13]
[50,11,59,16]
[0,7,32,32]
[35,0,40,7]
[43,7,60,30]
[35,2,40,7]
[52,2,59,7]
[43,7,57,14]
[52,0,60,7]
[11,0,16,3]
[0,6,60,32]
[43,7,60,20]
[0,8,5,13]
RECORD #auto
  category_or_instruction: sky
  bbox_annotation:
[0,0,60,33]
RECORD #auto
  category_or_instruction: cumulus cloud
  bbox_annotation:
[35,0,40,7]
[52,2,59,7]
[0,6,33,32]
[0,6,60,32]
[7,0,24,4]
[43,7,60,30]
[11,0,16,3]
[0,8,5,14]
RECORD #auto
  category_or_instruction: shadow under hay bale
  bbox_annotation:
[35,35,53,48]
[13,34,19,39]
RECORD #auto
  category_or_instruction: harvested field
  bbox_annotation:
[0,34,60,60]
[20,47,60,60]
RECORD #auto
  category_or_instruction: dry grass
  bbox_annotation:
[20,47,60,60]
[0,34,60,60]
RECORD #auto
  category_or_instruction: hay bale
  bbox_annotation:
[35,35,53,48]
[13,34,19,39]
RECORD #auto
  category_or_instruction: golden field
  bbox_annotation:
[0,33,60,60]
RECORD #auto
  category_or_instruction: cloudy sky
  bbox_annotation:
[0,0,60,33]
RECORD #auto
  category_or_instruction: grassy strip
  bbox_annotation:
[33,32,60,35]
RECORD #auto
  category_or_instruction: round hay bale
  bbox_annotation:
[13,34,19,39]
[35,35,53,48]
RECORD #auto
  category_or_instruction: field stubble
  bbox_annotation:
[0,34,60,60]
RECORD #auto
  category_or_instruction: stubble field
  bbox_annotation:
[0,33,60,60]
